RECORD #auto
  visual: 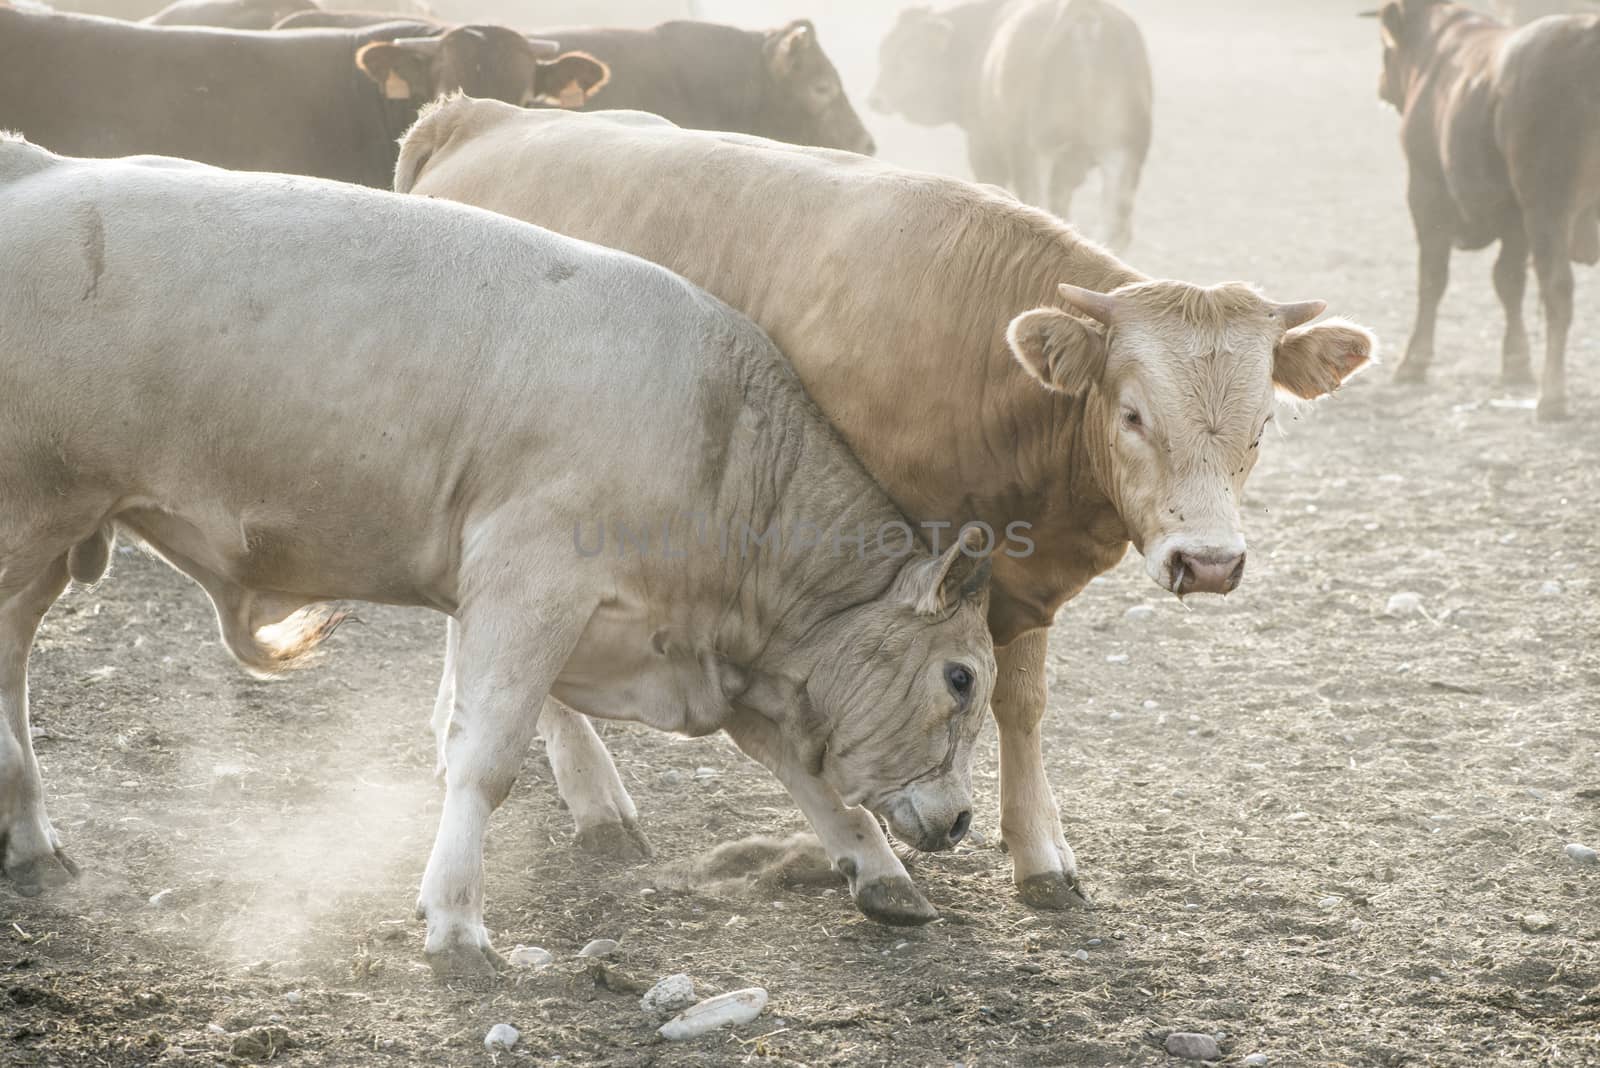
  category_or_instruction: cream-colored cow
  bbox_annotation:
[0,137,998,975]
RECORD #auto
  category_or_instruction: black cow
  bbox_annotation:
[1376,0,1600,419]
[276,12,876,153]
[0,7,607,188]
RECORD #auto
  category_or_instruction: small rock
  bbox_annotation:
[507,945,554,969]
[1537,580,1563,597]
[1106,653,1130,664]
[1520,912,1554,933]
[1072,949,1089,962]
[147,888,176,908]
[1086,938,1103,946]
[205,1023,226,1036]
[660,769,684,786]
[282,990,302,1005]
[1143,699,1159,710]
[1384,591,1425,619]
[640,974,697,1019]
[1124,604,1156,623]
[1317,896,1341,910]
[1565,843,1597,866]
[1165,1031,1221,1061]
[484,1023,519,1051]
[692,766,719,782]
[229,1026,292,1061]
[1244,1054,1269,1067]
[659,988,767,1041]
[1284,812,1312,823]
[577,938,619,958]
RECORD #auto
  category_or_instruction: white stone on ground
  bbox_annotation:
[640,974,698,1019]
[1244,1054,1269,1066]
[1565,843,1597,866]
[1520,913,1554,933]
[508,945,554,968]
[1124,604,1156,623]
[483,1024,519,1051]
[658,988,768,1041]
[1384,591,1425,618]
[1164,1032,1221,1061]
[577,938,619,958]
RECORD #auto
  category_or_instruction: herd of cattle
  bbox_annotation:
[0,0,1593,979]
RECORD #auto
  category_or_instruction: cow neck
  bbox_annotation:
[709,353,916,672]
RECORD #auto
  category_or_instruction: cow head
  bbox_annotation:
[779,530,994,852]
[869,6,960,127]
[1008,282,1374,598]
[761,19,876,155]
[356,27,608,108]
[1372,0,1451,110]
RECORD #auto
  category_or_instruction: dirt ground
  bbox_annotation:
[4,2,1598,1066]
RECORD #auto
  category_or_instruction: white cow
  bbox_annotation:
[0,137,997,977]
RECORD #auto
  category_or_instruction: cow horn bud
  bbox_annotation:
[1271,299,1328,330]
[1057,283,1117,325]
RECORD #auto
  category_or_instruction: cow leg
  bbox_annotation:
[537,700,650,860]
[1493,226,1534,387]
[966,134,1010,190]
[0,556,77,896]
[1095,147,1141,253]
[416,594,589,981]
[430,618,460,781]
[1046,149,1092,227]
[1528,214,1575,422]
[991,629,1087,909]
[723,713,935,926]
[1396,184,1454,384]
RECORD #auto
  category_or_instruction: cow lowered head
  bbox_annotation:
[761,19,876,155]
[356,26,608,108]
[868,5,961,126]
[1008,281,1374,598]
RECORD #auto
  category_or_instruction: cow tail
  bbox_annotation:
[67,526,114,585]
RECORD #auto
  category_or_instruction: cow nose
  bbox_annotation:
[947,810,971,845]
[1171,550,1246,596]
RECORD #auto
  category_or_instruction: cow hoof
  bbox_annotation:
[853,876,938,926]
[1393,359,1429,385]
[1017,870,1092,911]
[5,847,80,897]
[426,941,506,984]
[1536,395,1570,423]
[575,819,653,861]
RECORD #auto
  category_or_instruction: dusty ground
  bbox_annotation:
[4,2,1598,1065]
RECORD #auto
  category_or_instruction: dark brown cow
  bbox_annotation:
[0,7,607,188]
[1377,0,1600,420]
[277,12,876,153]
[870,0,1151,250]
[144,0,318,29]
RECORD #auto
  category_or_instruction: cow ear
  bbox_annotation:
[1272,318,1376,399]
[356,38,440,100]
[898,526,992,618]
[532,52,610,108]
[1379,2,1404,48]
[1006,307,1108,396]
[765,19,815,78]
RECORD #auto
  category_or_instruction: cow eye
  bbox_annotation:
[944,663,974,697]
[1122,408,1144,431]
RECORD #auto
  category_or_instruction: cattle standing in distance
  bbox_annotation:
[143,0,318,29]
[276,11,877,154]
[0,134,998,972]
[1374,0,1600,421]
[870,0,1152,251]
[0,7,607,188]
[395,101,1376,911]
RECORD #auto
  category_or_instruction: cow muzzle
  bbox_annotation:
[1168,548,1246,597]
[876,786,972,853]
